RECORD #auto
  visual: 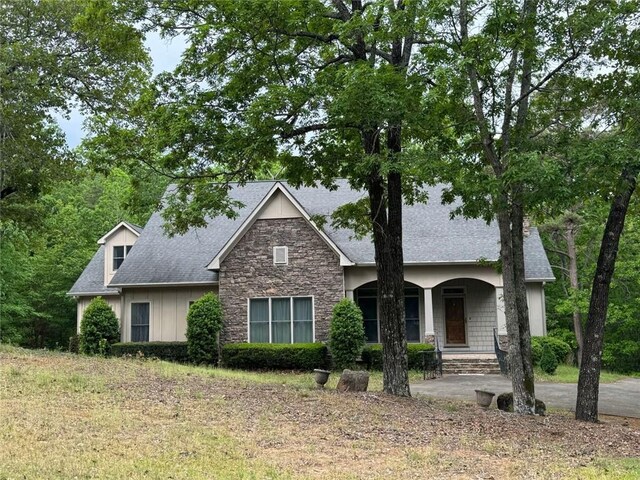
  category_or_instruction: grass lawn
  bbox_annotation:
[534,364,631,384]
[1,346,638,480]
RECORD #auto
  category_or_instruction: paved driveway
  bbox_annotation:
[411,375,640,418]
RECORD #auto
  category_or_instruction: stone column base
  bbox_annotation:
[498,335,509,350]
[424,334,436,345]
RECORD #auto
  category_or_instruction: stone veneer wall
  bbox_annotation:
[219,218,344,343]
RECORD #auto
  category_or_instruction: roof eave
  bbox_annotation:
[97,221,142,245]
[108,281,219,288]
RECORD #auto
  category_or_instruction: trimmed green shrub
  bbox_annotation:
[329,299,366,370]
[186,293,223,365]
[540,343,558,374]
[531,341,543,365]
[68,334,80,354]
[79,297,120,355]
[111,342,189,362]
[531,336,571,365]
[221,343,329,370]
[361,343,435,371]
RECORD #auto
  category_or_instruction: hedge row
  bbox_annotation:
[111,342,191,363]
[361,343,435,371]
[221,343,329,370]
[107,341,440,371]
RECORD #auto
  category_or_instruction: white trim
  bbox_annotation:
[108,281,218,288]
[67,291,120,296]
[273,246,288,265]
[207,182,353,269]
[97,221,141,245]
[247,295,315,343]
[424,288,434,336]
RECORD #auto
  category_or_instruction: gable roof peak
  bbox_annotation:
[97,221,142,245]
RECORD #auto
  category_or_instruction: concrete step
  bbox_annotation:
[441,358,501,375]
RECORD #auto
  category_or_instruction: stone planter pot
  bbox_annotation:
[313,369,331,389]
[475,389,495,408]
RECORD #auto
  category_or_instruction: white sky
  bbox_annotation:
[56,31,186,148]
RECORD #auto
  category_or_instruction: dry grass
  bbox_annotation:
[1,346,638,479]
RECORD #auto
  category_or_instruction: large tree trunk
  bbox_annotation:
[565,217,584,367]
[576,168,637,422]
[497,197,536,414]
[363,129,410,396]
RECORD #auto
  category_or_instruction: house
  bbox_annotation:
[68,180,554,352]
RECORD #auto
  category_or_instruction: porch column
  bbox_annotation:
[423,288,435,343]
[495,287,507,335]
[345,289,354,301]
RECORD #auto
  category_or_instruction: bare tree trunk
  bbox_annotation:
[565,217,584,367]
[497,199,535,414]
[576,168,637,422]
[364,129,410,396]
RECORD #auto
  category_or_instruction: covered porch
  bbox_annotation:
[345,266,507,354]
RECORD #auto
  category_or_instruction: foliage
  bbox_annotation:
[539,344,559,375]
[79,297,119,355]
[111,342,189,362]
[603,340,640,374]
[221,343,329,371]
[531,337,572,366]
[0,0,148,226]
[0,168,161,349]
[186,293,223,365]
[329,299,365,370]
[361,344,434,371]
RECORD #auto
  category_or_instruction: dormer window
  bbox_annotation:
[113,245,133,270]
[273,246,288,265]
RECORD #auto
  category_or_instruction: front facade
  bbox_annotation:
[69,181,554,352]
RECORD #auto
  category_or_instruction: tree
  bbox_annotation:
[0,0,148,225]
[115,0,450,395]
[79,297,120,355]
[186,293,223,365]
[430,0,624,414]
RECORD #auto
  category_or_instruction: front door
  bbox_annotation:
[444,297,466,345]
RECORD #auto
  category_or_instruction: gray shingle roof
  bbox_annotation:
[70,180,554,295]
[68,246,120,296]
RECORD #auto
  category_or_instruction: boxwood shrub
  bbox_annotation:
[361,343,435,371]
[221,343,329,370]
[111,342,190,362]
[531,336,571,365]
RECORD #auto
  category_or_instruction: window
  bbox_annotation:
[131,302,149,342]
[249,297,313,343]
[113,245,133,270]
[273,246,288,265]
[356,285,421,343]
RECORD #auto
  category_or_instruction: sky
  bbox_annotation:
[56,31,186,148]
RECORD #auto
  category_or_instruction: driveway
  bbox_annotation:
[411,375,640,418]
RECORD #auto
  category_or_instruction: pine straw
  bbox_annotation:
[1,348,638,479]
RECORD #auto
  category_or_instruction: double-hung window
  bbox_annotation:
[249,297,313,343]
[113,245,133,270]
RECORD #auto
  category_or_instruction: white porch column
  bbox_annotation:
[345,289,354,300]
[424,288,434,340]
[495,286,507,335]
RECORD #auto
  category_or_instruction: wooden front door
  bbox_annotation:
[444,297,466,345]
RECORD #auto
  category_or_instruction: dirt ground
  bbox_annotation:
[1,349,639,479]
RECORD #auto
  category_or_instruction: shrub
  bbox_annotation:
[221,343,329,370]
[186,293,223,365]
[531,340,543,365]
[361,343,435,371]
[111,342,190,362]
[531,336,571,365]
[329,299,366,370]
[68,334,80,354]
[79,297,120,355]
[540,343,558,374]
